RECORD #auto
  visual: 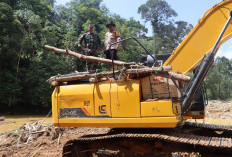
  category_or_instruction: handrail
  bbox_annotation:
[108,37,156,79]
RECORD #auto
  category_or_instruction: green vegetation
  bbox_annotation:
[206,57,232,100]
[0,0,231,113]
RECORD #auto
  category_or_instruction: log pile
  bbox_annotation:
[44,45,191,85]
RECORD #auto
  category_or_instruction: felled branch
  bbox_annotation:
[47,70,121,82]
[44,45,136,67]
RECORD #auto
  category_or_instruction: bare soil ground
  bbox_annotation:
[188,100,232,125]
[206,100,232,119]
[0,100,232,157]
[0,126,109,157]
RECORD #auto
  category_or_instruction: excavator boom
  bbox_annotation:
[164,0,232,74]
[181,11,232,113]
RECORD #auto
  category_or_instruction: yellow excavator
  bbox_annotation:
[46,0,232,156]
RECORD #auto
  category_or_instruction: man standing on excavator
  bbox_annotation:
[78,24,101,71]
[104,22,121,70]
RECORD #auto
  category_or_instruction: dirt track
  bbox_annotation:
[0,127,109,157]
[0,100,232,157]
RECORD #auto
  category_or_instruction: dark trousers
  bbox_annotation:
[105,49,118,60]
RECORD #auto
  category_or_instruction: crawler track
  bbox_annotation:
[63,123,232,157]
[185,122,232,132]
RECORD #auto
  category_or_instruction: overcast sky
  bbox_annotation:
[55,0,232,59]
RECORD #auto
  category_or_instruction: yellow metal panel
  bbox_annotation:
[52,87,59,126]
[94,82,111,117]
[58,84,95,117]
[58,116,180,128]
[141,100,180,117]
[165,1,232,74]
[110,79,141,117]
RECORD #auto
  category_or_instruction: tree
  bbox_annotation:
[14,10,42,74]
[206,57,232,100]
[0,2,23,111]
[15,0,55,23]
[138,0,193,53]
[138,0,177,35]
[0,0,19,9]
[0,1,73,113]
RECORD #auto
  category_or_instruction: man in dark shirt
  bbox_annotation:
[78,24,101,71]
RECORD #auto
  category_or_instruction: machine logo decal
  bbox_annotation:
[60,108,92,117]
[99,105,107,114]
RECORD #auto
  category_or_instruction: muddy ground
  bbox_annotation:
[0,100,232,157]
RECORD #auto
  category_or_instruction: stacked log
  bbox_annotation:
[44,45,191,85]
[47,68,190,83]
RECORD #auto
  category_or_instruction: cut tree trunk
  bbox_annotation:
[44,45,136,68]
[44,45,172,71]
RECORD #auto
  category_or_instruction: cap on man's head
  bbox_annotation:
[89,24,94,28]
[106,22,116,28]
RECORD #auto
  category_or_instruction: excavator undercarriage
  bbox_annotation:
[63,123,232,156]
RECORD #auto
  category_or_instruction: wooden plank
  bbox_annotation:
[47,69,190,84]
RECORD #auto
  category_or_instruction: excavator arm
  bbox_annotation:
[164,0,232,75]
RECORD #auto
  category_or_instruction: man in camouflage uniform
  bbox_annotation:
[104,22,121,70]
[78,24,101,71]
